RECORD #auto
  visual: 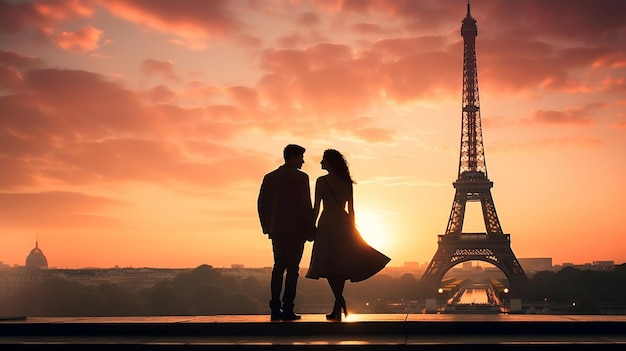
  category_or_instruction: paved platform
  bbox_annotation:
[1,314,626,350]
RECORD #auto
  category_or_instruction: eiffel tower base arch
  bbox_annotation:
[420,233,528,300]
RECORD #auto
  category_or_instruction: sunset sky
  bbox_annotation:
[1,0,625,270]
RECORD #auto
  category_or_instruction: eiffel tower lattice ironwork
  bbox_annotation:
[421,3,527,296]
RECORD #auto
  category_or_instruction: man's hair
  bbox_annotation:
[283,144,305,161]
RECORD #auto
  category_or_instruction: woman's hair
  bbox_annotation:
[324,149,355,184]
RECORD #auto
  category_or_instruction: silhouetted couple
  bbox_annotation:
[258,144,390,321]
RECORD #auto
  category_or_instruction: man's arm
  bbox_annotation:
[302,173,316,237]
[257,176,270,234]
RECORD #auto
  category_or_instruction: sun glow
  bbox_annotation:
[355,209,391,253]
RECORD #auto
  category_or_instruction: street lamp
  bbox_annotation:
[437,288,444,313]
[502,288,509,313]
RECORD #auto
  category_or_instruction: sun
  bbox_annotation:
[354,209,391,252]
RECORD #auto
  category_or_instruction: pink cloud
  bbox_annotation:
[298,12,321,27]
[485,0,626,46]
[0,50,44,70]
[351,22,386,36]
[276,33,309,49]
[312,0,461,31]
[530,110,594,126]
[100,0,241,44]
[525,103,609,126]
[372,36,450,59]
[333,116,395,143]
[379,51,458,102]
[0,0,94,42]
[0,65,277,190]
[305,1,625,99]
[491,136,603,154]
[259,41,458,116]
[142,84,177,104]
[599,76,626,93]
[227,85,259,110]
[22,68,149,137]
[0,65,24,92]
[47,138,269,187]
[54,25,103,52]
[140,58,181,82]
[476,41,626,95]
[533,136,603,149]
[315,1,625,47]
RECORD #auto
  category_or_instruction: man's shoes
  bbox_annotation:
[281,310,302,321]
[270,309,282,321]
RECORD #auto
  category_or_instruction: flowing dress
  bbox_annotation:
[306,176,390,282]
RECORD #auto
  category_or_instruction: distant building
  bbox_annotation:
[403,261,422,268]
[219,266,272,280]
[518,258,553,273]
[557,261,615,272]
[25,240,48,269]
[592,261,615,271]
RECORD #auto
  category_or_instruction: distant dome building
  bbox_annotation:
[26,240,48,269]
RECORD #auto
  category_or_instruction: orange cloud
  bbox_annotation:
[525,103,609,126]
[0,66,274,190]
[0,191,124,228]
[297,12,321,27]
[142,84,177,104]
[311,0,460,31]
[259,40,460,118]
[485,0,626,46]
[140,58,180,82]
[54,25,103,52]
[599,76,626,93]
[0,0,94,42]
[334,117,395,143]
[351,22,385,35]
[100,0,242,47]
[0,50,44,70]
[0,65,24,93]
[226,85,259,110]
[380,51,458,103]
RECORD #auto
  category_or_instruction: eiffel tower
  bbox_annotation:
[421,3,527,297]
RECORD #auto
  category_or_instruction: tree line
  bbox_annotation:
[1,264,625,316]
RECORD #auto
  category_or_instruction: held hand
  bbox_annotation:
[306,226,317,242]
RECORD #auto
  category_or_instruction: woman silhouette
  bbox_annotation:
[306,149,390,320]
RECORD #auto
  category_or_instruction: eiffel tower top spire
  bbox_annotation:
[458,0,486,179]
[462,1,476,36]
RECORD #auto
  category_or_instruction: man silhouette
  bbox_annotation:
[258,144,315,320]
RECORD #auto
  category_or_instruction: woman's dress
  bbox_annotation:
[306,177,390,282]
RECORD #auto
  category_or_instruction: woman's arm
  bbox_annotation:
[348,182,355,224]
[313,177,323,225]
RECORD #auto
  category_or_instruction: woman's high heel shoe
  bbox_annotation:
[326,300,341,320]
[326,297,348,320]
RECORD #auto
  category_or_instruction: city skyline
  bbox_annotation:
[1,0,626,269]
[1,237,623,270]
